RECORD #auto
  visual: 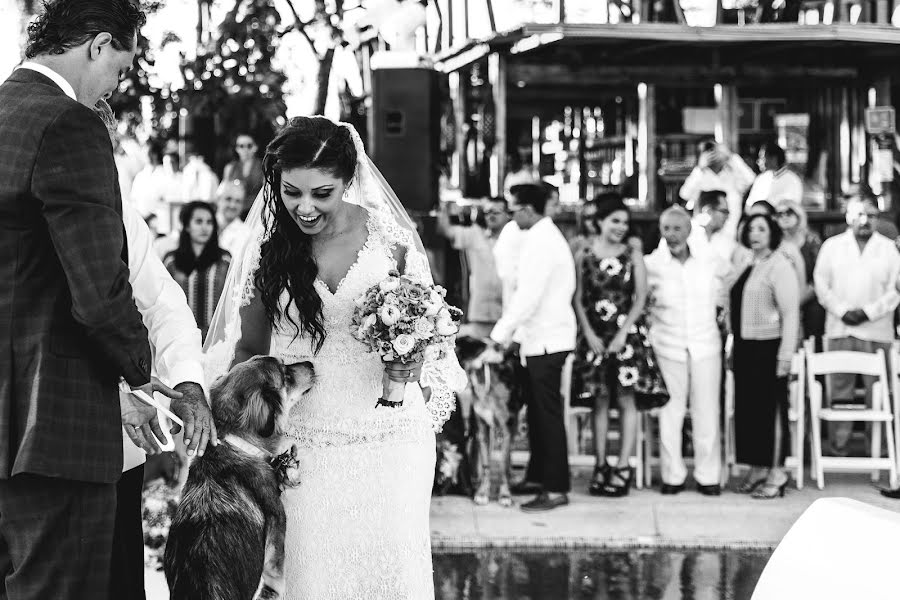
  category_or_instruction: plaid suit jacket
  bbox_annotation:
[0,68,152,484]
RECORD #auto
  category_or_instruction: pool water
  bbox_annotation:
[434,548,772,599]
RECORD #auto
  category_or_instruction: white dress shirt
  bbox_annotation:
[122,200,206,471]
[17,62,76,100]
[746,167,804,209]
[491,217,577,357]
[814,230,900,343]
[493,220,525,310]
[679,156,756,235]
[646,243,724,362]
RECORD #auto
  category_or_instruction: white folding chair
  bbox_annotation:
[784,349,806,490]
[888,342,900,478]
[805,340,898,489]
[723,334,737,480]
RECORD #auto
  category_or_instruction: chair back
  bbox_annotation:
[805,345,890,413]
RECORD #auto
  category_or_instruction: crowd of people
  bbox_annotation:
[442,139,900,512]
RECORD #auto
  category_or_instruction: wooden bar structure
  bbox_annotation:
[427,14,900,235]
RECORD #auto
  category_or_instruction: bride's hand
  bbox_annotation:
[385,359,424,384]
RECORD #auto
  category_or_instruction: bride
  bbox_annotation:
[203,116,465,599]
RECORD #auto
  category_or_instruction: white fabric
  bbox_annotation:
[493,220,524,309]
[746,167,803,208]
[645,243,723,362]
[273,212,436,599]
[656,353,722,487]
[490,217,577,357]
[120,200,205,471]
[753,498,900,600]
[814,230,900,343]
[217,217,251,257]
[131,165,183,233]
[180,158,219,202]
[17,62,76,100]
[679,156,756,235]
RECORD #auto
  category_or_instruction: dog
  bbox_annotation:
[164,355,315,600]
[455,336,522,507]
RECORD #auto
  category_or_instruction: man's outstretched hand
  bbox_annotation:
[122,377,183,455]
[169,382,218,457]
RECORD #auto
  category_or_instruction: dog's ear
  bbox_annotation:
[243,387,280,438]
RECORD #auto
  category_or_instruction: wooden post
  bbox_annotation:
[873,74,893,211]
[450,70,467,193]
[638,82,657,210]
[489,52,507,198]
[559,0,566,23]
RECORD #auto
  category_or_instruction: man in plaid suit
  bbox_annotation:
[0,2,177,598]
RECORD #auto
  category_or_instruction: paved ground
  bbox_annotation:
[144,470,900,598]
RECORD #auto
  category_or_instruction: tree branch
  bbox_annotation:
[283,0,322,60]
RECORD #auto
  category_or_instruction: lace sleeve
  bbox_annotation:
[396,240,466,433]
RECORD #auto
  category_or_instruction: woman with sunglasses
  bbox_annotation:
[775,199,825,340]
[223,133,265,216]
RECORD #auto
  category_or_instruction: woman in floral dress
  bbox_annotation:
[573,193,668,496]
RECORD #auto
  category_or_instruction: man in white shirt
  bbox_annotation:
[646,207,725,496]
[746,142,803,210]
[814,197,900,457]
[111,200,216,599]
[491,184,576,512]
[689,190,737,269]
[680,141,756,236]
[216,179,252,256]
[438,198,508,338]
[181,145,220,202]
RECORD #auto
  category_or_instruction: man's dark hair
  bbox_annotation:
[510,183,548,215]
[740,213,783,250]
[25,0,146,59]
[486,197,508,209]
[541,181,559,197]
[698,190,727,211]
[761,142,787,169]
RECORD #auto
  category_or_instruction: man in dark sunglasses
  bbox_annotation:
[223,133,264,216]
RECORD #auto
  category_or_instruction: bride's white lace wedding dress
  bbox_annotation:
[270,213,436,599]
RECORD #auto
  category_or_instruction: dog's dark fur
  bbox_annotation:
[164,356,314,600]
[455,336,521,507]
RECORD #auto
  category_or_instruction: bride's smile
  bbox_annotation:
[280,167,349,236]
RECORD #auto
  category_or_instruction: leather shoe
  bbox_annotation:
[697,484,722,496]
[520,492,569,513]
[509,480,543,496]
[880,487,900,499]
[660,483,685,495]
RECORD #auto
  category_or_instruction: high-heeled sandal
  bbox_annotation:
[735,473,768,494]
[601,465,634,497]
[752,475,790,499]
[588,462,611,496]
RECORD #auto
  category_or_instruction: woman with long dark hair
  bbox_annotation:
[203,116,464,598]
[572,193,668,497]
[163,201,230,339]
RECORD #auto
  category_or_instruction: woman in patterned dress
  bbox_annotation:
[163,201,231,340]
[573,193,668,496]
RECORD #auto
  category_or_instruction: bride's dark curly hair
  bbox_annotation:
[256,116,357,352]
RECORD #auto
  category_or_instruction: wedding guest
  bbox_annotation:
[114,200,213,600]
[814,197,900,457]
[689,190,737,268]
[0,2,158,597]
[776,198,825,340]
[164,201,232,339]
[734,203,806,296]
[131,144,183,234]
[679,141,756,235]
[730,213,799,499]
[573,194,668,497]
[493,192,528,311]
[223,133,264,215]
[438,198,507,338]
[746,142,803,210]
[543,181,561,219]
[646,207,723,496]
[570,198,600,256]
[216,179,252,256]
[180,145,219,203]
[491,184,576,512]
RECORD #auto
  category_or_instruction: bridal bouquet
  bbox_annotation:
[351,270,462,406]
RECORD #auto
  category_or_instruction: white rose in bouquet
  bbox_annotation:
[379,305,401,326]
[392,334,416,356]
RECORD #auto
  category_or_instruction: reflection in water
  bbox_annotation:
[434,548,771,600]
